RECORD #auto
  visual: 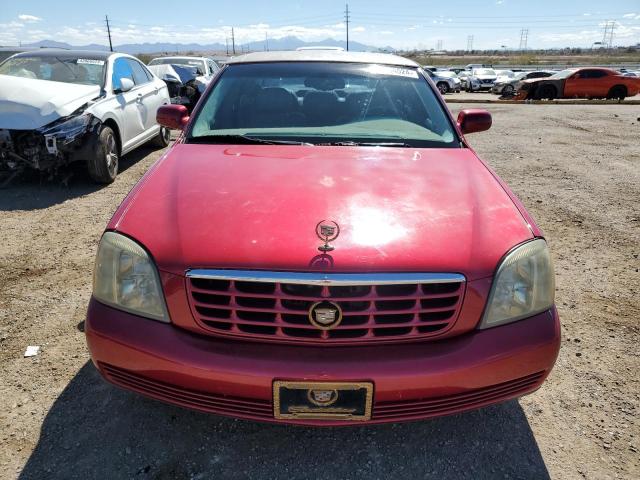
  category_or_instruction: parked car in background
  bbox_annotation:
[0,49,170,183]
[492,70,555,96]
[457,70,472,89]
[425,69,461,94]
[148,56,220,111]
[86,50,560,426]
[494,69,515,84]
[466,68,498,91]
[515,67,640,100]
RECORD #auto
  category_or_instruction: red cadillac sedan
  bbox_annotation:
[85,50,560,425]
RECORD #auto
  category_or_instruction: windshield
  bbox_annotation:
[550,69,578,79]
[0,55,105,86]
[473,68,496,76]
[188,62,458,148]
[150,58,206,73]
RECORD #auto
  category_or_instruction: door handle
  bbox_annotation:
[136,93,143,103]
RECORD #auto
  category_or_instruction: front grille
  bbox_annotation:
[373,371,545,420]
[100,363,273,420]
[186,270,465,345]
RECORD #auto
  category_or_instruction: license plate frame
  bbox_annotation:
[273,381,373,421]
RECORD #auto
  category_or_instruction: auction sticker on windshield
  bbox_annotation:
[77,59,105,65]
[365,64,419,78]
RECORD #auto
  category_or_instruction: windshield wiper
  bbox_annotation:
[316,141,412,147]
[188,134,313,146]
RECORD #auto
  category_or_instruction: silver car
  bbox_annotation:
[425,69,461,94]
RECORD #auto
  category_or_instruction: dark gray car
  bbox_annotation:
[492,70,555,95]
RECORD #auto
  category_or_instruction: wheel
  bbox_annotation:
[502,84,515,95]
[152,126,172,148]
[607,85,627,100]
[538,84,557,100]
[437,82,449,94]
[87,126,118,184]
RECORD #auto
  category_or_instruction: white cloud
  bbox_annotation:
[380,31,394,35]
[622,13,636,18]
[18,14,41,22]
[352,26,366,33]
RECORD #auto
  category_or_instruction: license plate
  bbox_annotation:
[273,381,373,421]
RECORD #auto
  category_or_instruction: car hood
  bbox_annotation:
[0,75,100,130]
[111,145,533,280]
[474,75,497,81]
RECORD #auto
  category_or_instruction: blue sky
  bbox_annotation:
[1,0,640,50]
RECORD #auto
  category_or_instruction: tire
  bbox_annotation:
[502,84,515,95]
[538,84,557,100]
[607,85,627,100]
[87,126,119,184]
[437,82,449,94]
[152,126,171,148]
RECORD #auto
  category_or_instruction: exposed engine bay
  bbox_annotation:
[0,109,101,176]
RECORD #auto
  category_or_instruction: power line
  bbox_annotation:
[105,15,113,52]
[345,3,350,51]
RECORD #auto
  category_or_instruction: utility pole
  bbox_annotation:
[105,15,113,52]
[519,28,529,51]
[231,27,236,55]
[467,35,473,52]
[265,32,269,51]
[345,3,350,51]
[225,37,229,55]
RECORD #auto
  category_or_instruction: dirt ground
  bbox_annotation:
[0,102,638,479]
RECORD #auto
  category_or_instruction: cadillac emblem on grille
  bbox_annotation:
[315,220,340,252]
[307,389,339,406]
[308,301,343,330]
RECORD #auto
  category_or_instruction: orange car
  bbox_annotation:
[515,68,640,100]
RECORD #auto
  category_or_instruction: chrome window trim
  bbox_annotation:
[186,269,465,285]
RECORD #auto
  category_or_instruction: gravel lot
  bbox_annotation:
[1,102,638,479]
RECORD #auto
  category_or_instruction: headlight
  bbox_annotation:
[41,113,92,144]
[93,232,169,322]
[479,239,554,329]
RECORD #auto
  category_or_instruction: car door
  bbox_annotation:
[111,57,146,148]
[125,58,165,133]
[564,70,606,98]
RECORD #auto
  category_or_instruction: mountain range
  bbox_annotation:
[23,36,391,55]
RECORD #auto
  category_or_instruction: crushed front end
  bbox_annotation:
[0,112,101,175]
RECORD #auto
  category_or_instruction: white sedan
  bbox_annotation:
[0,49,171,183]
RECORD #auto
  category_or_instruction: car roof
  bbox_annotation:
[226,50,418,67]
[9,48,114,60]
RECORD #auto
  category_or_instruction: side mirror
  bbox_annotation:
[118,77,134,93]
[457,109,492,135]
[157,104,190,130]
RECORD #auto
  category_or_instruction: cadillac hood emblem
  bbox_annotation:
[308,301,343,330]
[315,220,340,252]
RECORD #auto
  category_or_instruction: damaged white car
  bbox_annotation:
[147,56,219,111]
[0,49,170,183]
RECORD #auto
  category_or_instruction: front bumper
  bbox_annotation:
[86,298,561,425]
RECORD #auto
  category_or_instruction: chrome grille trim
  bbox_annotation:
[186,269,466,286]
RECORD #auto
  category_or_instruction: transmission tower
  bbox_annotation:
[436,40,443,51]
[467,35,474,52]
[602,21,615,48]
[519,29,529,50]
[345,3,350,51]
